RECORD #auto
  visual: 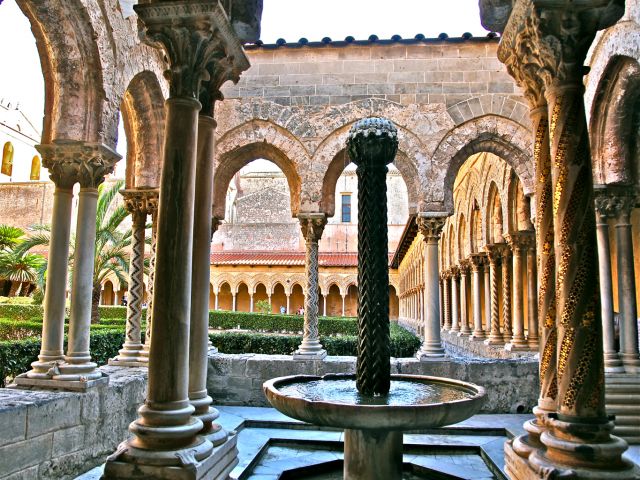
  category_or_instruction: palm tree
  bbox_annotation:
[0,249,46,296]
[18,180,142,322]
[0,225,24,251]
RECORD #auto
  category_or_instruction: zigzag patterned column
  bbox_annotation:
[141,192,158,360]
[295,214,327,359]
[347,117,398,396]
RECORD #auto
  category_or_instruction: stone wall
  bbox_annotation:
[207,353,540,414]
[0,366,146,480]
[0,182,55,230]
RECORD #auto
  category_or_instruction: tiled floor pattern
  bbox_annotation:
[77,407,640,479]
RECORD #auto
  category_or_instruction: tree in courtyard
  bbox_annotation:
[0,248,46,296]
[0,225,24,251]
[18,180,144,322]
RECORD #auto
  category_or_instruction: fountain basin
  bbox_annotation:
[264,373,486,480]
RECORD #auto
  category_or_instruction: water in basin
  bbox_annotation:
[277,379,473,406]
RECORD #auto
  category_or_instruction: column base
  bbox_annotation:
[505,341,532,352]
[528,415,639,479]
[103,431,238,480]
[25,355,66,379]
[505,438,537,480]
[527,336,539,349]
[457,328,472,337]
[620,353,640,373]
[293,349,327,360]
[484,334,505,346]
[416,344,446,360]
[604,352,625,373]
[11,371,109,391]
[110,343,148,367]
[470,330,486,341]
[52,360,103,382]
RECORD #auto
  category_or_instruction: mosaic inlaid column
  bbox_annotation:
[450,266,460,333]
[111,190,157,367]
[505,233,529,350]
[142,194,159,360]
[496,1,635,476]
[55,145,119,384]
[470,254,486,340]
[295,213,327,359]
[442,271,451,330]
[417,214,446,359]
[593,187,624,372]
[499,244,513,344]
[22,145,77,381]
[612,189,640,372]
[105,3,249,477]
[484,245,503,345]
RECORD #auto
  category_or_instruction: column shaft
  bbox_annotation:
[450,269,460,333]
[484,248,503,345]
[501,248,513,343]
[458,262,471,335]
[526,247,539,349]
[471,257,485,340]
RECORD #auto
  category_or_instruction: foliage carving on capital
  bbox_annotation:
[121,189,159,221]
[299,214,327,243]
[36,142,120,189]
[594,187,638,221]
[135,1,250,100]
[459,260,471,275]
[469,253,486,272]
[499,0,624,90]
[417,215,446,242]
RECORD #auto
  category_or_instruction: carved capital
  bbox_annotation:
[37,142,120,189]
[200,55,246,116]
[417,214,447,242]
[450,266,460,279]
[347,117,398,168]
[469,253,487,272]
[135,1,250,100]
[484,243,505,264]
[121,188,160,223]
[594,186,637,222]
[504,230,535,253]
[459,260,471,275]
[299,213,327,243]
[499,0,624,91]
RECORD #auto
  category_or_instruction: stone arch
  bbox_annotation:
[214,120,306,219]
[428,115,533,212]
[121,71,165,189]
[16,0,113,144]
[589,55,640,186]
[316,122,421,216]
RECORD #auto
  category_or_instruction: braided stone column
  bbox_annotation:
[484,244,503,345]
[470,254,486,340]
[593,187,624,372]
[417,214,446,359]
[141,193,159,360]
[104,3,249,478]
[496,2,635,477]
[499,244,513,343]
[294,213,327,360]
[458,260,472,336]
[20,145,77,382]
[347,117,397,396]
[54,144,119,385]
[111,189,157,367]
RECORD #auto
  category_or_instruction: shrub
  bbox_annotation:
[0,318,43,341]
[0,296,35,305]
[254,299,272,314]
[0,328,124,387]
[0,304,43,322]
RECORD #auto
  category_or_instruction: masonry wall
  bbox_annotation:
[221,38,526,124]
[0,366,146,480]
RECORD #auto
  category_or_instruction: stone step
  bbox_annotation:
[607,404,640,415]
[611,414,640,425]
[606,374,640,385]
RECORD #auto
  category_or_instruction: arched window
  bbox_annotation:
[1,142,14,176]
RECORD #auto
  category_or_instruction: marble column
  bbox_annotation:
[22,145,77,381]
[417,214,446,359]
[439,278,444,327]
[499,244,513,343]
[142,194,159,360]
[232,293,237,311]
[286,294,291,314]
[483,263,491,337]
[322,294,327,317]
[525,235,539,349]
[470,254,486,340]
[449,267,460,333]
[342,295,346,317]
[505,233,529,350]
[54,144,119,384]
[249,294,254,312]
[612,190,640,372]
[104,3,250,478]
[442,271,451,330]
[295,214,327,359]
[496,2,635,476]
[484,245,503,345]
[214,293,219,311]
[593,188,624,372]
[458,260,472,336]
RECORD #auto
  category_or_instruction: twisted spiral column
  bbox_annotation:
[142,201,158,358]
[500,245,513,343]
[484,245,503,345]
[295,214,327,359]
[347,117,398,396]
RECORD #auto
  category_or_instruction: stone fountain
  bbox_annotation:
[263,118,486,480]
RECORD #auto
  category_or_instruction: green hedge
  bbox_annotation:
[210,323,420,357]
[0,304,44,322]
[0,318,129,341]
[0,329,124,388]
[209,310,359,335]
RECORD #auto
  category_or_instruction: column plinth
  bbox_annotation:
[294,214,327,360]
[417,214,446,359]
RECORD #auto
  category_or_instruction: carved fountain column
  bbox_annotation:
[593,187,625,372]
[417,214,446,359]
[294,213,327,359]
[20,145,78,383]
[104,3,249,478]
[497,1,636,477]
[54,144,119,386]
[111,189,157,367]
